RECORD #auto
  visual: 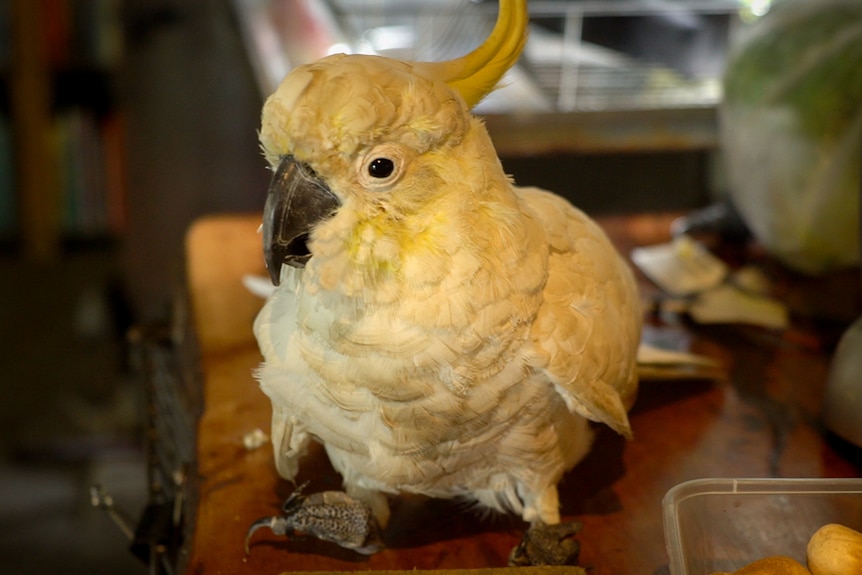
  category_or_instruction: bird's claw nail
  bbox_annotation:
[245,516,287,555]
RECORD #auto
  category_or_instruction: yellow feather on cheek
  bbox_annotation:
[336,161,445,260]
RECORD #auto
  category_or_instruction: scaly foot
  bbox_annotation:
[245,482,384,555]
[508,520,584,567]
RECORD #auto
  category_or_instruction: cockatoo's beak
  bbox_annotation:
[263,155,340,284]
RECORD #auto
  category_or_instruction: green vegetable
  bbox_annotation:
[721,0,862,274]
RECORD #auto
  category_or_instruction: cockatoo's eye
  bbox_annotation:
[358,144,408,190]
[368,158,395,179]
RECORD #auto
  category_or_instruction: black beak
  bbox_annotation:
[263,155,341,285]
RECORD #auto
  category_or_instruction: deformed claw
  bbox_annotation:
[245,515,291,554]
[244,483,384,556]
[508,520,585,568]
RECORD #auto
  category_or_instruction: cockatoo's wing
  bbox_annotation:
[269,402,312,481]
[522,187,641,439]
[253,268,314,481]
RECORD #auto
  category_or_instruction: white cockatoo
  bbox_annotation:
[247,0,641,565]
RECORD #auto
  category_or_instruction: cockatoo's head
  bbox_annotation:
[259,0,528,285]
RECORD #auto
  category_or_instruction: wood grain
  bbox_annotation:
[181,213,860,575]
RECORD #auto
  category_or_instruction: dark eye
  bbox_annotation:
[368,158,395,179]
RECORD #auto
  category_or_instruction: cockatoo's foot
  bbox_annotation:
[245,482,384,556]
[508,520,584,567]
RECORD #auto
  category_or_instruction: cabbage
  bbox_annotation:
[720,0,862,274]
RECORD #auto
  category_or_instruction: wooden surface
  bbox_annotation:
[181,213,861,575]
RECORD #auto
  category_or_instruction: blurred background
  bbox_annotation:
[1,1,266,573]
[1,0,858,573]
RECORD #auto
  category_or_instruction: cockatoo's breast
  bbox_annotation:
[255,288,584,498]
[253,211,580,498]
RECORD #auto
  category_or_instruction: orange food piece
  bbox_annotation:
[722,555,812,575]
[807,523,862,575]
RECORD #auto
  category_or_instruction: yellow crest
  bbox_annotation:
[417,0,528,109]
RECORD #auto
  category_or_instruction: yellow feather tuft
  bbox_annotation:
[418,0,529,109]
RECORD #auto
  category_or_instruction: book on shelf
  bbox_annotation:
[2,0,127,250]
[40,0,123,69]
[53,107,126,238]
[0,1,9,70]
[0,113,14,238]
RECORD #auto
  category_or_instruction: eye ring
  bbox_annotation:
[358,144,408,190]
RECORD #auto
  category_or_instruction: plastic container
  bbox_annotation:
[662,477,862,575]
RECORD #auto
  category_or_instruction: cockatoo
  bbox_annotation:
[248,0,641,565]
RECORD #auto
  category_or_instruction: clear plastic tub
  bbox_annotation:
[663,477,862,575]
